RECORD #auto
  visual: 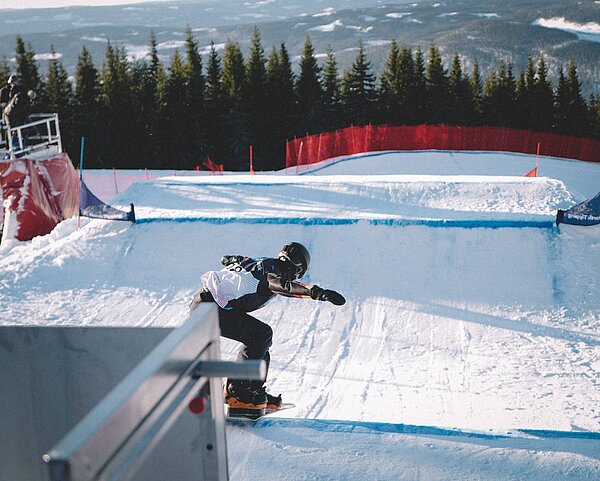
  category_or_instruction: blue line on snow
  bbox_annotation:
[249,418,600,440]
[135,216,555,229]
[519,429,600,440]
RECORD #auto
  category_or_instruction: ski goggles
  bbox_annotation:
[279,255,305,277]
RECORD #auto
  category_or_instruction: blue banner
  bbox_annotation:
[557,192,600,226]
[79,181,135,222]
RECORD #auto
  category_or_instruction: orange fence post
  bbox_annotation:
[296,141,304,174]
[317,134,322,163]
[250,144,255,175]
[113,167,119,195]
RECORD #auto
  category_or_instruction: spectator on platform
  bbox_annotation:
[0,75,17,144]
[3,89,35,128]
[2,90,36,150]
[0,75,16,108]
[0,75,24,109]
[0,76,31,144]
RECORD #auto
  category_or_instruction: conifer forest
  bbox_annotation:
[3,27,600,171]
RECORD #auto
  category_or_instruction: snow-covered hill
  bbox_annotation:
[1,151,599,480]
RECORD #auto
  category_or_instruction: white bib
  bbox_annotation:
[201,265,260,308]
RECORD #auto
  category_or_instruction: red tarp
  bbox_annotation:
[1,153,79,241]
[286,125,600,169]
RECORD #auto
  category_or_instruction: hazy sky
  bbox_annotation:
[4,0,175,8]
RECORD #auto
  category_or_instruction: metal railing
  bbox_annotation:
[42,304,265,481]
[1,113,62,159]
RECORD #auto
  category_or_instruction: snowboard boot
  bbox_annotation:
[224,382,267,418]
[251,384,283,410]
[265,392,283,410]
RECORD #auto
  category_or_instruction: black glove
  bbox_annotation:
[310,286,346,306]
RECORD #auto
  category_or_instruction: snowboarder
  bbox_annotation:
[189,242,345,413]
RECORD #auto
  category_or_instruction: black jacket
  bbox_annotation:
[216,255,314,312]
[0,82,26,106]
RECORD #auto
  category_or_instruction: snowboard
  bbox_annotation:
[225,403,296,422]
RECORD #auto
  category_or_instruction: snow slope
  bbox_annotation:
[1,151,599,480]
[116,174,572,225]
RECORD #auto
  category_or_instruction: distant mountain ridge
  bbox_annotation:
[0,0,599,96]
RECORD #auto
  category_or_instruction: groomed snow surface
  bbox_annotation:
[1,151,599,480]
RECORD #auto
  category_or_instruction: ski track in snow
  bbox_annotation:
[2,151,600,480]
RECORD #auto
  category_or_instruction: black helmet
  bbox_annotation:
[278,242,310,278]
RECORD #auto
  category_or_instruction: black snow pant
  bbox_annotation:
[218,307,273,392]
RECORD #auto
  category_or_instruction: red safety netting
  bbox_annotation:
[286,125,600,169]
[1,153,79,241]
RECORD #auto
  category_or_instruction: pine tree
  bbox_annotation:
[221,41,246,101]
[266,47,280,86]
[160,50,190,167]
[322,45,341,130]
[276,43,295,107]
[514,58,533,129]
[521,57,536,126]
[413,47,427,124]
[74,46,99,113]
[482,69,499,125]
[295,35,322,134]
[341,40,376,126]
[515,69,528,129]
[46,45,73,115]
[483,61,517,127]
[14,36,45,109]
[183,27,206,165]
[149,31,163,87]
[379,39,401,123]
[45,45,73,152]
[555,67,568,134]
[557,59,590,136]
[99,43,135,166]
[100,43,131,110]
[128,31,163,167]
[266,46,281,157]
[469,61,483,124]
[205,41,227,166]
[525,57,537,91]
[205,41,223,106]
[397,45,418,124]
[129,61,152,164]
[379,40,421,124]
[447,53,461,118]
[245,27,267,103]
[72,46,100,166]
[221,40,249,170]
[184,27,205,106]
[244,27,269,169]
[502,62,517,128]
[425,44,449,124]
[532,57,554,132]
[448,53,474,125]
[147,31,164,161]
[265,42,296,167]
